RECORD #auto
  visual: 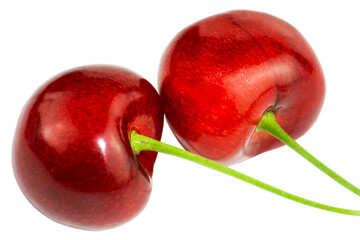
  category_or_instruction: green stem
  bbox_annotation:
[256,111,360,197]
[130,130,360,216]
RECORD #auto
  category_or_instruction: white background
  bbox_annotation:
[1,0,360,239]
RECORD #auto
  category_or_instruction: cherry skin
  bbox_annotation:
[12,65,163,230]
[158,10,325,165]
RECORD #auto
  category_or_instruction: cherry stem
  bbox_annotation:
[256,111,360,197]
[130,130,360,216]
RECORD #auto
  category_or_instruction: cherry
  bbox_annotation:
[158,10,325,165]
[158,11,360,202]
[12,65,163,230]
[11,12,360,230]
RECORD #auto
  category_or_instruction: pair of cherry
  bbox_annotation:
[12,10,360,230]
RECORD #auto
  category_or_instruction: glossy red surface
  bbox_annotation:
[159,10,325,165]
[12,65,163,230]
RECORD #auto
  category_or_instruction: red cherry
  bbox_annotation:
[12,65,163,230]
[11,13,360,230]
[158,10,325,165]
